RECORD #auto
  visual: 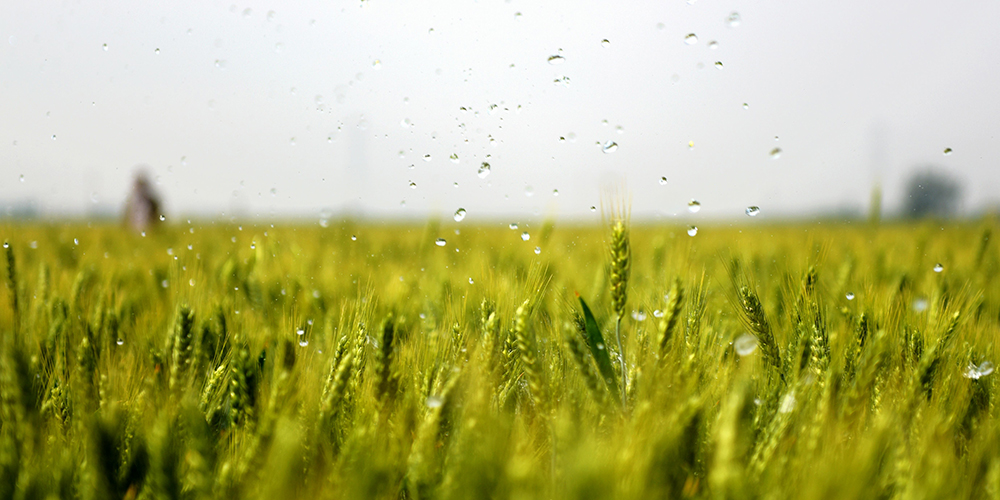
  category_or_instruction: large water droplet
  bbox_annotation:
[734,333,758,356]
[602,141,618,153]
[521,232,530,241]
[933,263,944,273]
[477,162,491,178]
[845,292,855,300]
[687,226,698,237]
[453,208,466,222]
[116,338,124,346]
[687,200,701,213]
[435,238,447,247]
[684,33,698,45]
[745,206,760,217]
[769,147,782,159]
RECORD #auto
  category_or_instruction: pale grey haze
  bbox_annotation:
[2,0,998,222]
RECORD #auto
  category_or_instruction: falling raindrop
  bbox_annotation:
[943,148,953,156]
[687,226,698,237]
[933,263,944,273]
[846,292,855,300]
[435,238,447,247]
[684,33,698,45]
[454,208,467,222]
[770,148,782,159]
[734,333,758,356]
[727,12,741,27]
[602,141,618,153]
[521,232,530,241]
[687,200,701,213]
[745,206,760,217]
[477,162,491,178]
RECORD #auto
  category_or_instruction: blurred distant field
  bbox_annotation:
[1,218,998,499]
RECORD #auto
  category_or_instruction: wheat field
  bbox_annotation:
[1,218,998,499]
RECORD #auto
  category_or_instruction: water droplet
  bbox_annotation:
[159,214,166,221]
[943,147,953,156]
[707,40,718,49]
[714,61,724,69]
[779,391,796,413]
[409,181,417,189]
[688,141,695,149]
[509,223,519,230]
[351,235,357,241]
[965,361,995,379]
[477,162,491,178]
[154,48,160,54]
[1,242,7,248]
[521,232,530,241]
[552,189,559,197]
[242,7,252,18]
[933,263,944,273]
[734,333,758,356]
[601,39,611,48]
[684,33,698,45]
[743,103,749,109]
[769,147,782,159]
[453,208,467,222]
[51,134,56,140]
[687,200,701,213]
[590,206,597,212]
[745,206,760,217]
[435,238,447,247]
[524,186,534,197]
[449,153,459,163]
[426,395,444,408]
[547,54,565,65]
[116,338,124,346]
[299,339,309,347]
[846,292,855,300]
[687,226,698,237]
[602,141,618,153]
[659,177,668,185]
[631,310,647,321]
[372,59,381,69]
[102,43,108,51]
[534,246,541,255]
[727,12,741,27]
[19,175,24,183]
[296,329,305,336]
[423,154,432,162]
[913,298,929,313]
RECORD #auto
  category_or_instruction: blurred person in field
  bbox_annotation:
[124,170,163,232]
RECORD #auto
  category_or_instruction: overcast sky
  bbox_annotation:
[2,0,998,222]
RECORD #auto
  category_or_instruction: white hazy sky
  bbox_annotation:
[2,0,999,222]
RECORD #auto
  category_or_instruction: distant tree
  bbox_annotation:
[124,169,163,232]
[902,168,962,218]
